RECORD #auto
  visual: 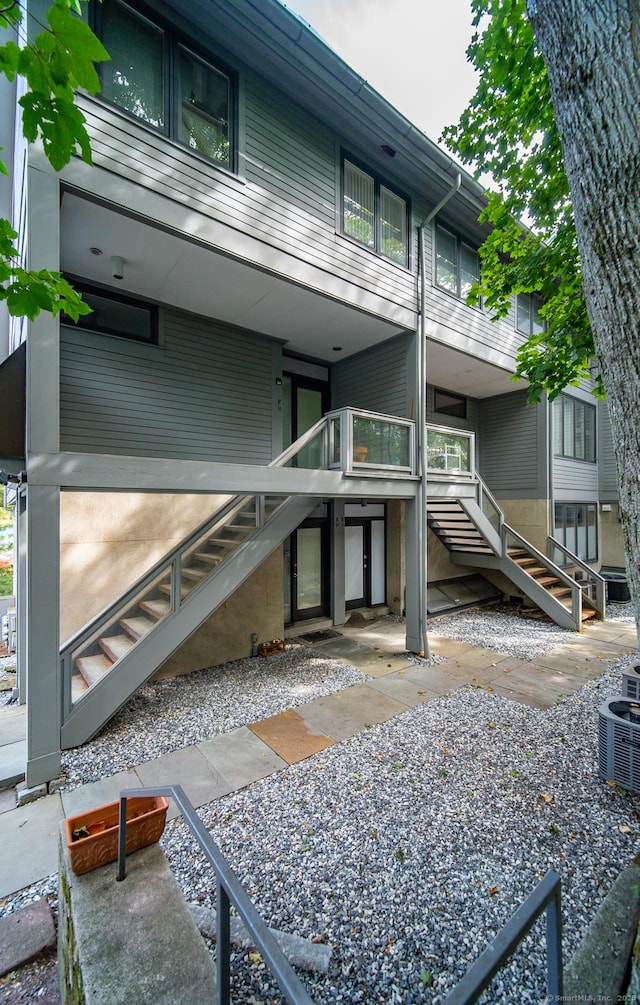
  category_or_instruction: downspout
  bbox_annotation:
[415,173,462,656]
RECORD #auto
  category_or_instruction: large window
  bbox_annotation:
[434,388,467,420]
[553,394,596,462]
[554,503,598,562]
[62,284,158,344]
[342,157,409,266]
[95,0,234,169]
[435,225,479,300]
[516,293,546,336]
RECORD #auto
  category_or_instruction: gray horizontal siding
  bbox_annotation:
[553,456,599,497]
[426,385,479,432]
[79,77,416,315]
[60,310,276,462]
[598,401,618,495]
[332,335,411,418]
[422,221,524,366]
[479,390,542,495]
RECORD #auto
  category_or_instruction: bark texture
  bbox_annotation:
[528,0,640,635]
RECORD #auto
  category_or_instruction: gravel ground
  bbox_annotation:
[59,643,372,790]
[2,603,638,1003]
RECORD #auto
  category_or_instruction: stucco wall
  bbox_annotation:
[60,492,283,672]
[498,498,550,554]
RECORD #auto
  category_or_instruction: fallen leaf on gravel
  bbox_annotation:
[619,825,632,834]
[486,686,494,692]
[541,793,553,803]
[249,951,263,964]
[488,886,499,895]
[607,780,617,788]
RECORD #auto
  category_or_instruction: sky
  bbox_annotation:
[282,0,478,146]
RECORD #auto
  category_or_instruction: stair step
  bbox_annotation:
[508,549,531,560]
[120,615,156,641]
[548,586,572,599]
[207,538,239,550]
[71,674,89,701]
[531,575,562,587]
[449,545,494,554]
[510,555,540,568]
[194,552,223,566]
[181,567,208,582]
[139,598,171,621]
[100,634,136,662]
[76,653,112,688]
[158,583,189,599]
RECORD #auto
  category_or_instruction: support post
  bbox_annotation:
[331,500,346,626]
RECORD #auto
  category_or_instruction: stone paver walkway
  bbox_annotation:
[0,614,636,898]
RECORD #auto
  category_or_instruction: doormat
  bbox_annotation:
[299,629,343,643]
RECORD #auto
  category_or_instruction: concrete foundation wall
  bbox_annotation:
[427,530,477,583]
[60,492,283,674]
[498,498,549,554]
[155,549,283,678]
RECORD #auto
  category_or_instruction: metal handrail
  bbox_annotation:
[547,535,606,616]
[443,870,563,1004]
[504,523,583,625]
[117,785,315,1005]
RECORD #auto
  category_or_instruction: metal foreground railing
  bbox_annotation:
[117,785,316,1005]
[442,870,563,1004]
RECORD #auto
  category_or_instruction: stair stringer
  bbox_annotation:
[455,497,503,556]
[60,495,318,749]
[450,550,580,630]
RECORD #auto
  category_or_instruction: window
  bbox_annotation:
[62,285,158,344]
[554,503,598,562]
[553,394,596,462]
[516,293,546,336]
[435,225,479,300]
[94,0,234,169]
[342,157,409,266]
[434,388,467,420]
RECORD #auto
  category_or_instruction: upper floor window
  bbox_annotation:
[342,157,409,267]
[94,0,234,170]
[62,283,158,345]
[435,225,479,300]
[516,293,546,336]
[553,394,596,462]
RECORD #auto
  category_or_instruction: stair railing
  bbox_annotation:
[117,785,316,1005]
[504,524,583,626]
[442,870,562,1004]
[547,536,606,618]
[475,475,504,541]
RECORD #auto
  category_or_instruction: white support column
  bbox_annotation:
[24,163,62,786]
[404,497,423,654]
[24,485,61,786]
[331,500,346,626]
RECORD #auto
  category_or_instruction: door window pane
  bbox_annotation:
[343,161,375,248]
[102,1,165,128]
[370,520,386,605]
[297,528,322,611]
[178,47,231,167]
[345,525,364,603]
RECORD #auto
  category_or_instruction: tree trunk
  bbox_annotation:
[528,0,640,638]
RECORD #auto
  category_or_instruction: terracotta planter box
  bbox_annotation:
[65,796,169,875]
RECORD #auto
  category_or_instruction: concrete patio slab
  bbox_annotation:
[401,662,468,695]
[0,899,56,977]
[367,673,440,707]
[0,740,25,790]
[198,726,287,790]
[313,637,412,677]
[249,710,335,763]
[0,706,26,746]
[135,746,230,816]
[61,769,142,818]
[298,684,407,741]
[0,793,63,897]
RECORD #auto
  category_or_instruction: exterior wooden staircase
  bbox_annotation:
[427,493,604,630]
